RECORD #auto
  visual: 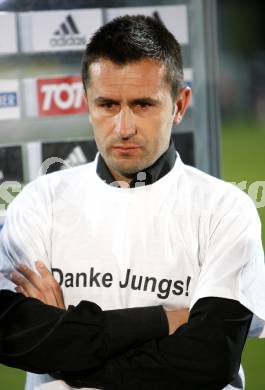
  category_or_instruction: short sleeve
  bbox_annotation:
[190,194,265,337]
[0,177,51,290]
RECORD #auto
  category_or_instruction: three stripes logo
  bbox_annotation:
[54,15,79,36]
[61,146,88,169]
[50,15,86,48]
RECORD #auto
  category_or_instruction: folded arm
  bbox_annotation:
[0,289,170,373]
[3,262,253,389]
[0,289,252,389]
[57,297,252,390]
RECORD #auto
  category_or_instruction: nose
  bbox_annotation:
[114,107,136,139]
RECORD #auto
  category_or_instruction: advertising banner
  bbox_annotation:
[37,76,87,117]
[0,13,17,54]
[19,9,102,52]
[0,80,20,120]
[106,5,188,44]
[0,145,23,183]
[41,140,97,174]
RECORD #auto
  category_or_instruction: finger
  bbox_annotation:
[36,261,65,309]
[16,263,44,290]
[13,266,56,306]
[56,291,65,309]
[12,264,59,307]
[35,261,52,279]
[17,265,57,307]
[10,272,44,303]
[16,263,56,306]
[15,285,29,298]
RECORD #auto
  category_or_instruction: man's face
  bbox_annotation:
[85,58,190,181]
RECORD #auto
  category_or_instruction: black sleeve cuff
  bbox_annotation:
[104,305,168,357]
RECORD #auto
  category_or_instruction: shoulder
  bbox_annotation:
[38,161,95,189]
[179,163,257,217]
[7,161,96,213]
[29,160,95,193]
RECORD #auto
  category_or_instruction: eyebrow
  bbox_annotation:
[94,97,161,105]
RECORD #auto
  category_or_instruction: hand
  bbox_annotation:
[10,261,65,309]
[165,308,189,335]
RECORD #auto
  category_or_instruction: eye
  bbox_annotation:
[140,103,149,108]
[136,102,153,110]
[100,103,115,109]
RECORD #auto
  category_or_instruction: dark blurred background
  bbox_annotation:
[218,2,265,388]
[218,0,264,123]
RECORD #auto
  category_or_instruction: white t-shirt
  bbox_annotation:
[1,154,265,390]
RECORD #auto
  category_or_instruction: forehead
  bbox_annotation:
[87,59,170,98]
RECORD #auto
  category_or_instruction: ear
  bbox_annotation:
[173,87,192,125]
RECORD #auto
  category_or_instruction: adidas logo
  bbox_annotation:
[61,146,88,169]
[50,15,86,48]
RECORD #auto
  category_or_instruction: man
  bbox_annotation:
[0,15,265,390]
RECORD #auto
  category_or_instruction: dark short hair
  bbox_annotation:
[81,15,184,100]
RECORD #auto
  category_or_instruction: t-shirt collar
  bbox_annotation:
[96,139,177,188]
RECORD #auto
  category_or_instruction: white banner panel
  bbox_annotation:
[0,13,18,54]
[26,142,42,181]
[23,78,38,117]
[106,5,188,44]
[0,80,20,120]
[184,68,193,85]
[19,9,103,53]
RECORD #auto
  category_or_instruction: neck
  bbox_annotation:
[109,168,134,187]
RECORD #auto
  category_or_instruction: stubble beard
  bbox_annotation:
[105,154,149,178]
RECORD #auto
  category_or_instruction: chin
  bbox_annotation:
[114,162,145,176]
[117,165,143,176]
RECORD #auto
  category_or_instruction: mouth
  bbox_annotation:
[112,145,141,155]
